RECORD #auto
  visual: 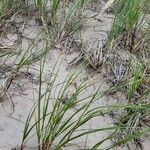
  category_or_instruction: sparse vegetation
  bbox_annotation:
[0,0,149,150]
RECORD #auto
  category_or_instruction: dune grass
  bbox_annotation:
[20,56,150,149]
[109,0,150,51]
[0,0,149,149]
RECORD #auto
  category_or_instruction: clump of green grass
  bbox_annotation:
[20,54,109,149]
[105,1,150,148]
[21,59,112,149]
[109,0,149,52]
[20,57,149,150]
[32,0,86,44]
[106,56,150,148]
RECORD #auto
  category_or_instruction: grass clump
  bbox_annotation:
[109,0,150,52]
[21,59,109,149]
[21,59,149,149]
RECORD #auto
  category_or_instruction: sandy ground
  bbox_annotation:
[0,2,149,150]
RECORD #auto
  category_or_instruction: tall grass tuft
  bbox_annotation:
[109,0,149,51]
[21,58,150,149]
[21,54,113,149]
